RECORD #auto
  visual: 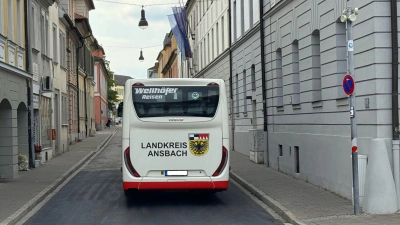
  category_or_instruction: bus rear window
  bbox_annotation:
[132,86,219,118]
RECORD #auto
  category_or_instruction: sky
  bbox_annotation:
[89,0,187,79]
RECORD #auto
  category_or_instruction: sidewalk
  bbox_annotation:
[0,128,118,225]
[230,150,400,225]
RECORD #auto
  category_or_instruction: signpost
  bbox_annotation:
[341,7,360,215]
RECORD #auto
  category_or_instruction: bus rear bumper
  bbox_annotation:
[123,180,229,191]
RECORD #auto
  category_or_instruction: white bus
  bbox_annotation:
[118,78,230,195]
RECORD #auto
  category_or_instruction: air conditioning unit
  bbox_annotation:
[42,76,52,91]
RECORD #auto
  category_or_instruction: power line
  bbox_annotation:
[102,44,162,49]
[92,0,218,7]
[93,0,181,7]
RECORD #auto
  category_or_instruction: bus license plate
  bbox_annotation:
[165,171,188,176]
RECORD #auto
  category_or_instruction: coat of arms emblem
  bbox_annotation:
[189,133,209,156]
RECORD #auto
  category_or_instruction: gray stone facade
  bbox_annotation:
[0,67,30,178]
[260,0,396,199]
[231,25,264,157]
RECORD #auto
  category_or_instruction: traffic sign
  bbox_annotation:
[343,74,355,95]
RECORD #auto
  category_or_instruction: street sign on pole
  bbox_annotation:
[344,7,360,215]
[343,74,355,96]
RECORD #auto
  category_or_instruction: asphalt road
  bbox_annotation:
[22,129,285,225]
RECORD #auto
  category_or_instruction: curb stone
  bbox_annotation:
[0,128,118,225]
[230,171,307,225]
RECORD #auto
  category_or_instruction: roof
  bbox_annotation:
[114,74,134,86]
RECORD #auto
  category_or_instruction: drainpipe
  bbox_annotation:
[259,0,268,166]
[228,0,235,151]
[25,0,35,167]
[83,35,92,137]
[390,0,400,210]
[76,39,84,140]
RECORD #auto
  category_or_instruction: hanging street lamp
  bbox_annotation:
[139,49,144,62]
[138,6,149,29]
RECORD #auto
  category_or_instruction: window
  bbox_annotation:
[132,86,220,118]
[0,0,4,34]
[251,65,256,127]
[295,146,300,173]
[62,93,68,124]
[249,0,253,28]
[211,28,214,60]
[235,73,239,114]
[311,30,321,102]
[41,10,45,53]
[31,3,36,48]
[251,65,255,92]
[240,0,244,36]
[276,49,283,107]
[233,1,237,41]
[53,24,58,63]
[207,33,210,64]
[17,0,23,45]
[216,23,219,55]
[59,31,66,68]
[8,0,14,41]
[222,16,225,50]
[292,40,300,104]
[45,14,49,54]
[200,42,203,69]
[243,70,247,113]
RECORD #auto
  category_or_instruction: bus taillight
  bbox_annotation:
[124,147,140,177]
[212,146,228,176]
[132,82,145,86]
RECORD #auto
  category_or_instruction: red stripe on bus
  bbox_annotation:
[123,181,228,190]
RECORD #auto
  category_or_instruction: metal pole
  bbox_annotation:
[346,7,360,215]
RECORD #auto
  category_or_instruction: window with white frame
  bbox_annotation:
[53,24,58,63]
[60,31,66,68]
[41,10,49,55]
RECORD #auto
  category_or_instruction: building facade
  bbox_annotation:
[114,74,133,104]
[49,2,69,157]
[156,32,179,78]
[93,48,108,131]
[0,0,31,178]
[185,0,232,146]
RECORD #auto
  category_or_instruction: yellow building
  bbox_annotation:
[114,75,134,104]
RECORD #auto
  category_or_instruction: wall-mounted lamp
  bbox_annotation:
[340,8,358,22]
[139,49,144,62]
[138,6,149,29]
